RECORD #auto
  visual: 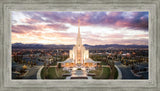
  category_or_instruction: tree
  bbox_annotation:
[31,61,33,67]
[20,69,25,74]
[28,61,30,65]
[34,61,37,65]
[22,65,27,70]
[58,63,61,68]
[20,65,27,74]
[24,60,26,64]
[44,61,46,66]
[43,67,48,79]
[20,60,23,64]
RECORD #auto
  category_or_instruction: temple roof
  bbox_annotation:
[85,58,101,63]
[58,58,74,63]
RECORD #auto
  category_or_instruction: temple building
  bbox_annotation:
[58,20,100,70]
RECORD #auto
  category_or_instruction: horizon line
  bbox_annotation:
[12,43,148,46]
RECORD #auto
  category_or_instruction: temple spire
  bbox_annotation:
[78,19,81,39]
[77,19,82,46]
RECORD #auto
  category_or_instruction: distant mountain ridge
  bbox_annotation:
[12,43,148,49]
[83,44,148,48]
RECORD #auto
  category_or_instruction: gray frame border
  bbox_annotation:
[0,0,159,91]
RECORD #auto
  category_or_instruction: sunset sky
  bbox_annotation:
[11,11,148,45]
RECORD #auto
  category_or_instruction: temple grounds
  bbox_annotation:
[40,64,118,79]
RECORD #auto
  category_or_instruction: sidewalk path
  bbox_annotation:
[37,66,44,80]
[114,65,122,79]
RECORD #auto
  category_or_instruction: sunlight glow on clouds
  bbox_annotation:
[11,11,149,45]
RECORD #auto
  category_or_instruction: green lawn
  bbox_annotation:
[100,61,107,65]
[114,67,118,79]
[41,67,66,79]
[101,67,110,79]
[48,67,58,79]
[41,66,117,79]
[40,67,46,79]
[89,67,110,79]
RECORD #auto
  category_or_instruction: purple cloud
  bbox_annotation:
[12,25,37,34]
[12,24,69,34]
[16,11,148,31]
[11,11,148,45]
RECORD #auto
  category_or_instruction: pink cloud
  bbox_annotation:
[11,11,148,45]
[12,23,68,34]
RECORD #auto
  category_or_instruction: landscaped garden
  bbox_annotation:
[114,68,118,79]
[89,67,110,79]
[89,66,118,79]
[41,67,69,79]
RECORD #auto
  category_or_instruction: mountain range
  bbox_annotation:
[12,43,148,49]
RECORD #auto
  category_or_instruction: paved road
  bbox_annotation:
[23,66,41,79]
[114,61,140,79]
